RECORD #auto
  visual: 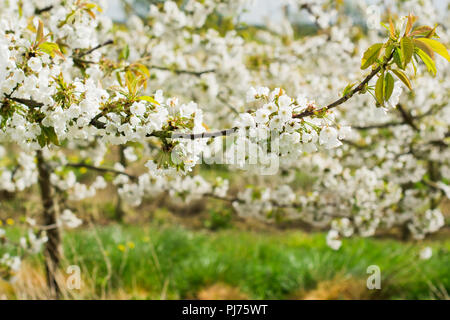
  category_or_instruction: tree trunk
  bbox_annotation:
[115,146,127,222]
[36,150,61,298]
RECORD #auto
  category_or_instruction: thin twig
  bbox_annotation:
[35,6,53,14]
[75,40,114,58]
[65,163,138,181]
[150,65,216,77]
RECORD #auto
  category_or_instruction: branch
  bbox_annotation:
[294,55,393,119]
[396,103,419,131]
[6,96,43,108]
[75,40,114,58]
[173,55,395,140]
[35,6,53,14]
[352,103,446,130]
[300,3,323,30]
[218,93,239,114]
[150,65,216,77]
[352,121,404,130]
[171,128,238,139]
[65,163,138,181]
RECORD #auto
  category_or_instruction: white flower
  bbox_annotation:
[237,113,256,128]
[326,230,342,250]
[338,126,352,140]
[59,209,82,229]
[246,87,257,102]
[28,57,42,73]
[319,127,342,149]
[419,247,432,260]
[255,108,271,124]
[277,95,292,108]
[278,105,293,121]
[124,146,138,162]
[296,94,308,108]
[269,116,284,131]
[256,86,269,96]
[263,102,277,113]
[0,228,5,237]
[130,101,146,117]
[387,82,403,108]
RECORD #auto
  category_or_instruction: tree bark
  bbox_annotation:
[114,145,128,222]
[36,150,61,298]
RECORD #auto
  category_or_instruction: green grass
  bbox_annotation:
[41,224,450,299]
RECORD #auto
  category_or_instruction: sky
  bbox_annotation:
[105,0,448,24]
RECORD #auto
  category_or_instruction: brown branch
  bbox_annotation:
[171,128,238,139]
[150,65,216,77]
[352,103,446,130]
[293,55,393,120]
[35,6,53,14]
[173,55,394,140]
[396,103,419,131]
[6,96,44,108]
[65,163,138,181]
[75,40,114,58]
[352,121,404,130]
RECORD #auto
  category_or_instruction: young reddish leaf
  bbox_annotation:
[415,38,450,62]
[413,39,435,60]
[389,18,396,38]
[36,20,44,44]
[404,13,417,36]
[410,25,433,37]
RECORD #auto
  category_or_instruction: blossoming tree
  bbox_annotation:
[0,0,449,297]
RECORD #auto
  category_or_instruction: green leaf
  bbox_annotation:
[361,43,383,70]
[393,48,404,70]
[138,96,160,105]
[42,126,60,146]
[36,20,44,44]
[416,48,437,76]
[410,25,433,37]
[120,44,129,60]
[392,69,412,90]
[38,42,64,59]
[375,72,384,105]
[384,72,395,101]
[400,37,414,67]
[425,25,438,38]
[342,82,356,97]
[37,132,46,148]
[413,39,434,60]
[415,38,450,62]
[84,3,103,12]
[132,63,150,77]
